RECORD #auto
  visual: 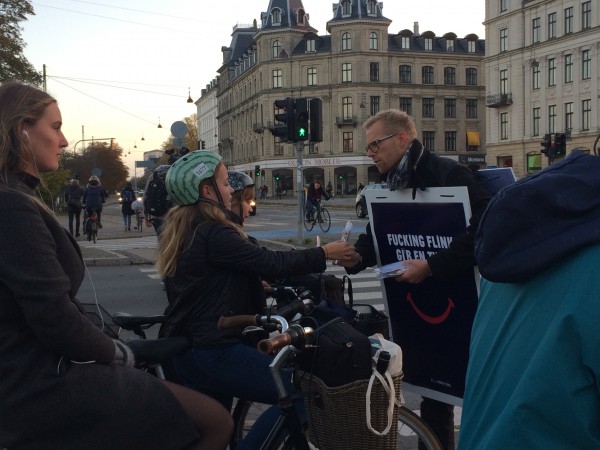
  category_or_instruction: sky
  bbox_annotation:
[21,0,485,175]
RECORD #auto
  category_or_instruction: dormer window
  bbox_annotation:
[306,39,316,52]
[446,39,455,51]
[424,38,433,51]
[271,8,282,25]
[366,0,377,15]
[341,0,352,16]
[297,8,307,25]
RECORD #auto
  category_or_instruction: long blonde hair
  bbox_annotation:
[156,180,247,278]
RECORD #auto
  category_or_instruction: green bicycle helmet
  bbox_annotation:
[165,150,222,206]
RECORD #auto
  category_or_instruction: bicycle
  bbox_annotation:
[304,200,331,232]
[83,209,99,243]
[135,209,144,232]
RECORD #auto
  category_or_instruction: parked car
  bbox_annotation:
[355,184,386,218]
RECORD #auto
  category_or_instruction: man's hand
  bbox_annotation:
[394,259,432,284]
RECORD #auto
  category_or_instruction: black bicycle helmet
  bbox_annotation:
[227,171,255,192]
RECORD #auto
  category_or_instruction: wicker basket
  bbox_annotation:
[297,370,403,450]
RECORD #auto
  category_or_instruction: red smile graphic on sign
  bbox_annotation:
[406,292,455,324]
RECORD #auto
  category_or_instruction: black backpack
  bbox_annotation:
[143,167,172,217]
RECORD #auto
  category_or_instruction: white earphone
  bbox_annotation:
[22,129,30,139]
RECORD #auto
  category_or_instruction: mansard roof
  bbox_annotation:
[260,0,317,33]
[328,0,392,29]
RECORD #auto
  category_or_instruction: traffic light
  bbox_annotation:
[272,97,295,142]
[294,98,309,141]
[274,173,280,181]
[554,133,566,157]
[338,174,344,180]
[540,134,551,156]
[201,140,206,149]
[309,98,323,142]
[255,165,261,177]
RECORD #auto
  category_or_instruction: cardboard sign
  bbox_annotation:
[365,187,479,406]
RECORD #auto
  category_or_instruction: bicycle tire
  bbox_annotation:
[318,207,331,232]
[397,406,442,450]
[303,214,315,232]
[92,230,97,244]
[137,213,143,232]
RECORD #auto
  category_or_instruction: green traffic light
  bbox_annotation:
[297,127,306,137]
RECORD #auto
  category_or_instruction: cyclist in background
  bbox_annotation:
[156,151,356,449]
[305,180,329,221]
[0,81,232,450]
[83,175,106,228]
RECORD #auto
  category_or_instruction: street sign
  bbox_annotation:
[170,121,188,138]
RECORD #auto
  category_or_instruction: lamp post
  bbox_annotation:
[72,138,116,155]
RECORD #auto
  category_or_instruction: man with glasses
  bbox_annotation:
[341,109,491,450]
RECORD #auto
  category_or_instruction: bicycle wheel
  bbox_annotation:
[397,406,442,450]
[230,400,270,448]
[137,213,143,232]
[303,212,315,232]
[318,207,331,232]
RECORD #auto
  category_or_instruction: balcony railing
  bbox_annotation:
[486,93,513,107]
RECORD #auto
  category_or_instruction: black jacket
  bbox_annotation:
[348,140,492,282]
[161,215,327,347]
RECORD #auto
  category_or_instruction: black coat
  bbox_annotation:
[64,183,83,212]
[0,174,197,449]
[82,181,106,210]
[161,216,327,346]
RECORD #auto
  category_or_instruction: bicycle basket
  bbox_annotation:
[296,370,402,450]
[80,302,120,339]
[352,304,390,339]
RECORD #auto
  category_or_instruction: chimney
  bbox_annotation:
[414,21,420,35]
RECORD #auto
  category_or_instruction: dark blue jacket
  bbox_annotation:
[83,181,106,210]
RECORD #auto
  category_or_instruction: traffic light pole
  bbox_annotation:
[295,141,304,245]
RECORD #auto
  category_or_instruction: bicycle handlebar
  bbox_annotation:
[218,314,289,332]
[257,324,314,355]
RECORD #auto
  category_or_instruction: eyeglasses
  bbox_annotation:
[364,134,396,153]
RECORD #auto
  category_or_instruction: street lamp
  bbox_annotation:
[72,138,116,155]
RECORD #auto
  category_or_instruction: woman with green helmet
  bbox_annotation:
[156,150,356,449]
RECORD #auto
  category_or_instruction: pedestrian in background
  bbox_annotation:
[340,109,491,449]
[64,176,83,237]
[459,150,600,449]
[120,182,135,231]
[83,175,106,228]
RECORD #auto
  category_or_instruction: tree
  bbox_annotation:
[0,1,42,85]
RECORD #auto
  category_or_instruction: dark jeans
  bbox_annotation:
[419,397,455,450]
[67,207,81,235]
[173,342,305,449]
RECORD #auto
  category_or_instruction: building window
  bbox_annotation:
[422,98,435,118]
[527,153,542,173]
[582,49,591,80]
[500,0,508,13]
[400,97,412,116]
[369,62,379,82]
[466,68,477,85]
[582,1,591,29]
[548,58,556,86]
[342,97,353,120]
[341,0,352,16]
[342,63,352,82]
[369,32,378,50]
[342,32,352,51]
[582,99,591,131]
[444,98,456,118]
[445,131,457,151]
[399,65,412,83]
[422,66,434,84]
[565,7,573,33]
[500,28,508,52]
[500,69,508,94]
[564,54,573,83]
[532,65,540,89]
[498,155,513,168]
[343,132,353,152]
[272,40,282,58]
[548,12,556,38]
[307,67,317,86]
[466,99,478,118]
[370,96,380,116]
[500,112,508,140]
[272,69,282,88]
[306,39,316,52]
[424,38,433,51]
[444,67,456,85]
[446,39,455,51]
[271,8,282,24]
[366,0,377,14]
[401,36,410,49]
[548,105,556,133]
[468,40,476,53]
[532,17,541,43]
[274,143,284,155]
[533,107,540,136]
[565,102,573,131]
[423,131,435,150]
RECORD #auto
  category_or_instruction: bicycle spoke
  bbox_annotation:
[318,208,331,232]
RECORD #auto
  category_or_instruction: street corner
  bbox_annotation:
[81,246,131,266]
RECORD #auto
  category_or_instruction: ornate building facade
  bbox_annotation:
[202,0,486,195]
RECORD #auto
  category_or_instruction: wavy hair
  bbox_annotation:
[156,179,247,278]
[0,82,57,184]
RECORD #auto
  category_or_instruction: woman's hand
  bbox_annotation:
[322,241,356,263]
[394,259,432,284]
